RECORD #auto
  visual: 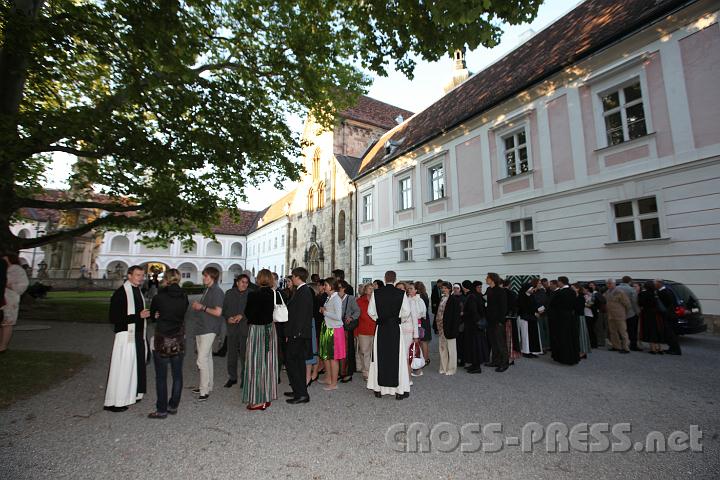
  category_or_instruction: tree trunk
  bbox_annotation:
[0,0,46,254]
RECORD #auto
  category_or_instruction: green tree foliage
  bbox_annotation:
[0,0,543,252]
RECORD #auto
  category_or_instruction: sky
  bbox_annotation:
[44,0,582,211]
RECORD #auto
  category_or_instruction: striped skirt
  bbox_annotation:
[578,316,592,355]
[241,323,278,405]
[319,324,346,360]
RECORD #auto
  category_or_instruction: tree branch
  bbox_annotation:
[33,145,108,158]
[18,213,141,250]
[191,61,244,74]
[18,197,144,212]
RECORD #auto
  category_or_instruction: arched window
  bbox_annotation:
[337,210,346,243]
[312,148,321,181]
[292,228,297,249]
[230,242,243,257]
[17,228,31,239]
[183,240,198,255]
[206,241,222,257]
[311,226,317,242]
[317,182,325,209]
[110,235,130,253]
[307,188,314,212]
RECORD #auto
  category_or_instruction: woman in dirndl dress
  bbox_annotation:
[318,278,345,391]
[573,283,592,359]
[241,269,279,411]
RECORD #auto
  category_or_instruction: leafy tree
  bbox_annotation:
[0,0,543,253]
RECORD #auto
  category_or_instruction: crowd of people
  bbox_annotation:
[101,265,685,418]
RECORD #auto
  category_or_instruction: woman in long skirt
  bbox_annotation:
[573,283,592,359]
[241,269,279,411]
[638,280,665,354]
[318,278,345,391]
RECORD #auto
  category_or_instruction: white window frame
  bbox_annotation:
[428,163,446,201]
[507,218,535,252]
[430,233,447,259]
[400,239,413,262]
[500,127,531,178]
[611,196,662,243]
[362,246,373,265]
[598,78,648,147]
[362,192,373,222]
[399,176,413,210]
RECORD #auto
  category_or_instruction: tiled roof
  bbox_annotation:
[357,0,691,177]
[335,154,362,179]
[251,189,297,232]
[339,95,414,130]
[211,209,263,236]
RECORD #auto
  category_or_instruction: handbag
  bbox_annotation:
[273,290,289,323]
[342,295,358,331]
[154,329,185,358]
[409,341,425,370]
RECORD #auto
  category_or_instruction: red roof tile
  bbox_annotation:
[339,95,414,130]
[358,0,691,177]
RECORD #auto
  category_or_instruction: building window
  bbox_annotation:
[613,197,660,242]
[363,246,373,265]
[307,188,314,212]
[400,239,413,261]
[362,193,373,221]
[399,177,412,210]
[502,128,529,177]
[312,148,320,181]
[317,182,325,209]
[601,80,647,146]
[431,233,447,259]
[292,228,297,249]
[274,237,277,249]
[508,218,534,252]
[428,164,445,201]
[281,234,285,247]
[337,210,346,243]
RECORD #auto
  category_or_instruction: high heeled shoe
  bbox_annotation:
[340,376,353,383]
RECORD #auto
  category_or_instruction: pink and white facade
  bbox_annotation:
[355,2,720,316]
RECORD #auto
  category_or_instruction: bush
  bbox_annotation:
[182,281,194,287]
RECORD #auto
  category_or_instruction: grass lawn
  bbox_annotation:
[21,290,113,323]
[0,350,92,409]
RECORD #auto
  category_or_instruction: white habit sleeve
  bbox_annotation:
[368,292,378,321]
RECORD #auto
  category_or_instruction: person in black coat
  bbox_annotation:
[548,276,580,365]
[655,279,681,355]
[148,269,188,418]
[462,280,488,373]
[284,267,314,403]
[485,273,509,372]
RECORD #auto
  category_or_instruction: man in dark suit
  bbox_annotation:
[655,279,682,355]
[284,267,314,404]
[485,272,509,372]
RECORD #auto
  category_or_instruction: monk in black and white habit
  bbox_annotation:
[366,271,412,400]
[104,265,151,412]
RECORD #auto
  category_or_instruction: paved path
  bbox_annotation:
[1,322,719,479]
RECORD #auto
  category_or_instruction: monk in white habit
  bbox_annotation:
[104,265,150,412]
[366,271,412,400]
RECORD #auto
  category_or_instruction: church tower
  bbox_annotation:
[443,48,471,93]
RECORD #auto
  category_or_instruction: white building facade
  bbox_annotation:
[355,0,720,316]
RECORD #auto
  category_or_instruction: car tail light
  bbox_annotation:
[675,306,687,317]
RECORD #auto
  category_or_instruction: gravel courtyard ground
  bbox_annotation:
[1,321,719,479]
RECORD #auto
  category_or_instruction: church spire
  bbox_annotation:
[443,48,471,94]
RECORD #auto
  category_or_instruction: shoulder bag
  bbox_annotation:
[273,290,289,323]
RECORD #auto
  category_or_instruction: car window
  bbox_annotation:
[668,284,698,307]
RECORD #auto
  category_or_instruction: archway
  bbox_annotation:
[177,262,199,284]
[110,235,130,253]
[107,260,129,279]
[206,241,222,257]
[230,242,243,257]
[307,245,321,277]
[229,263,243,280]
[17,228,31,239]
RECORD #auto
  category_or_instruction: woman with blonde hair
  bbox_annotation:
[148,269,188,418]
[242,269,280,410]
[318,277,345,391]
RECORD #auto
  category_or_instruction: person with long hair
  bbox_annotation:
[355,284,376,380]
[413,281,431,365]
[147,269,188,418]
[572,283,592,360]
[639,281,665,354]
[0,254,28,353]
[318,277,345,391]
[242,269,279,411]
[338,280,360,383]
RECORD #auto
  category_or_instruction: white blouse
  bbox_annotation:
[402,295,424,338]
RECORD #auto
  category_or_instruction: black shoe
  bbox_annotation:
[484,362,498,367]
[619,350,630,354]
[103,406,128,413]
[403,392,409,399]
[374,392,381,398]
[167,407,178,415]
[224,379,237,388]
[649,351,657,355]
[630,346,642,352]
[522,353,538,358]
[191,387,200,394]
[665,350,682,355]
[287,396,310,404]
[495,365,509,372]
[609,348,619,352]
[197,394,209,402]
[340,376,353,383]
[147,411,167,419]
[283,392,296,397]
[467,367,482,374]
[395,394,404,400]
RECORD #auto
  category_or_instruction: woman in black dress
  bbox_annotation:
[638,280,665,354]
